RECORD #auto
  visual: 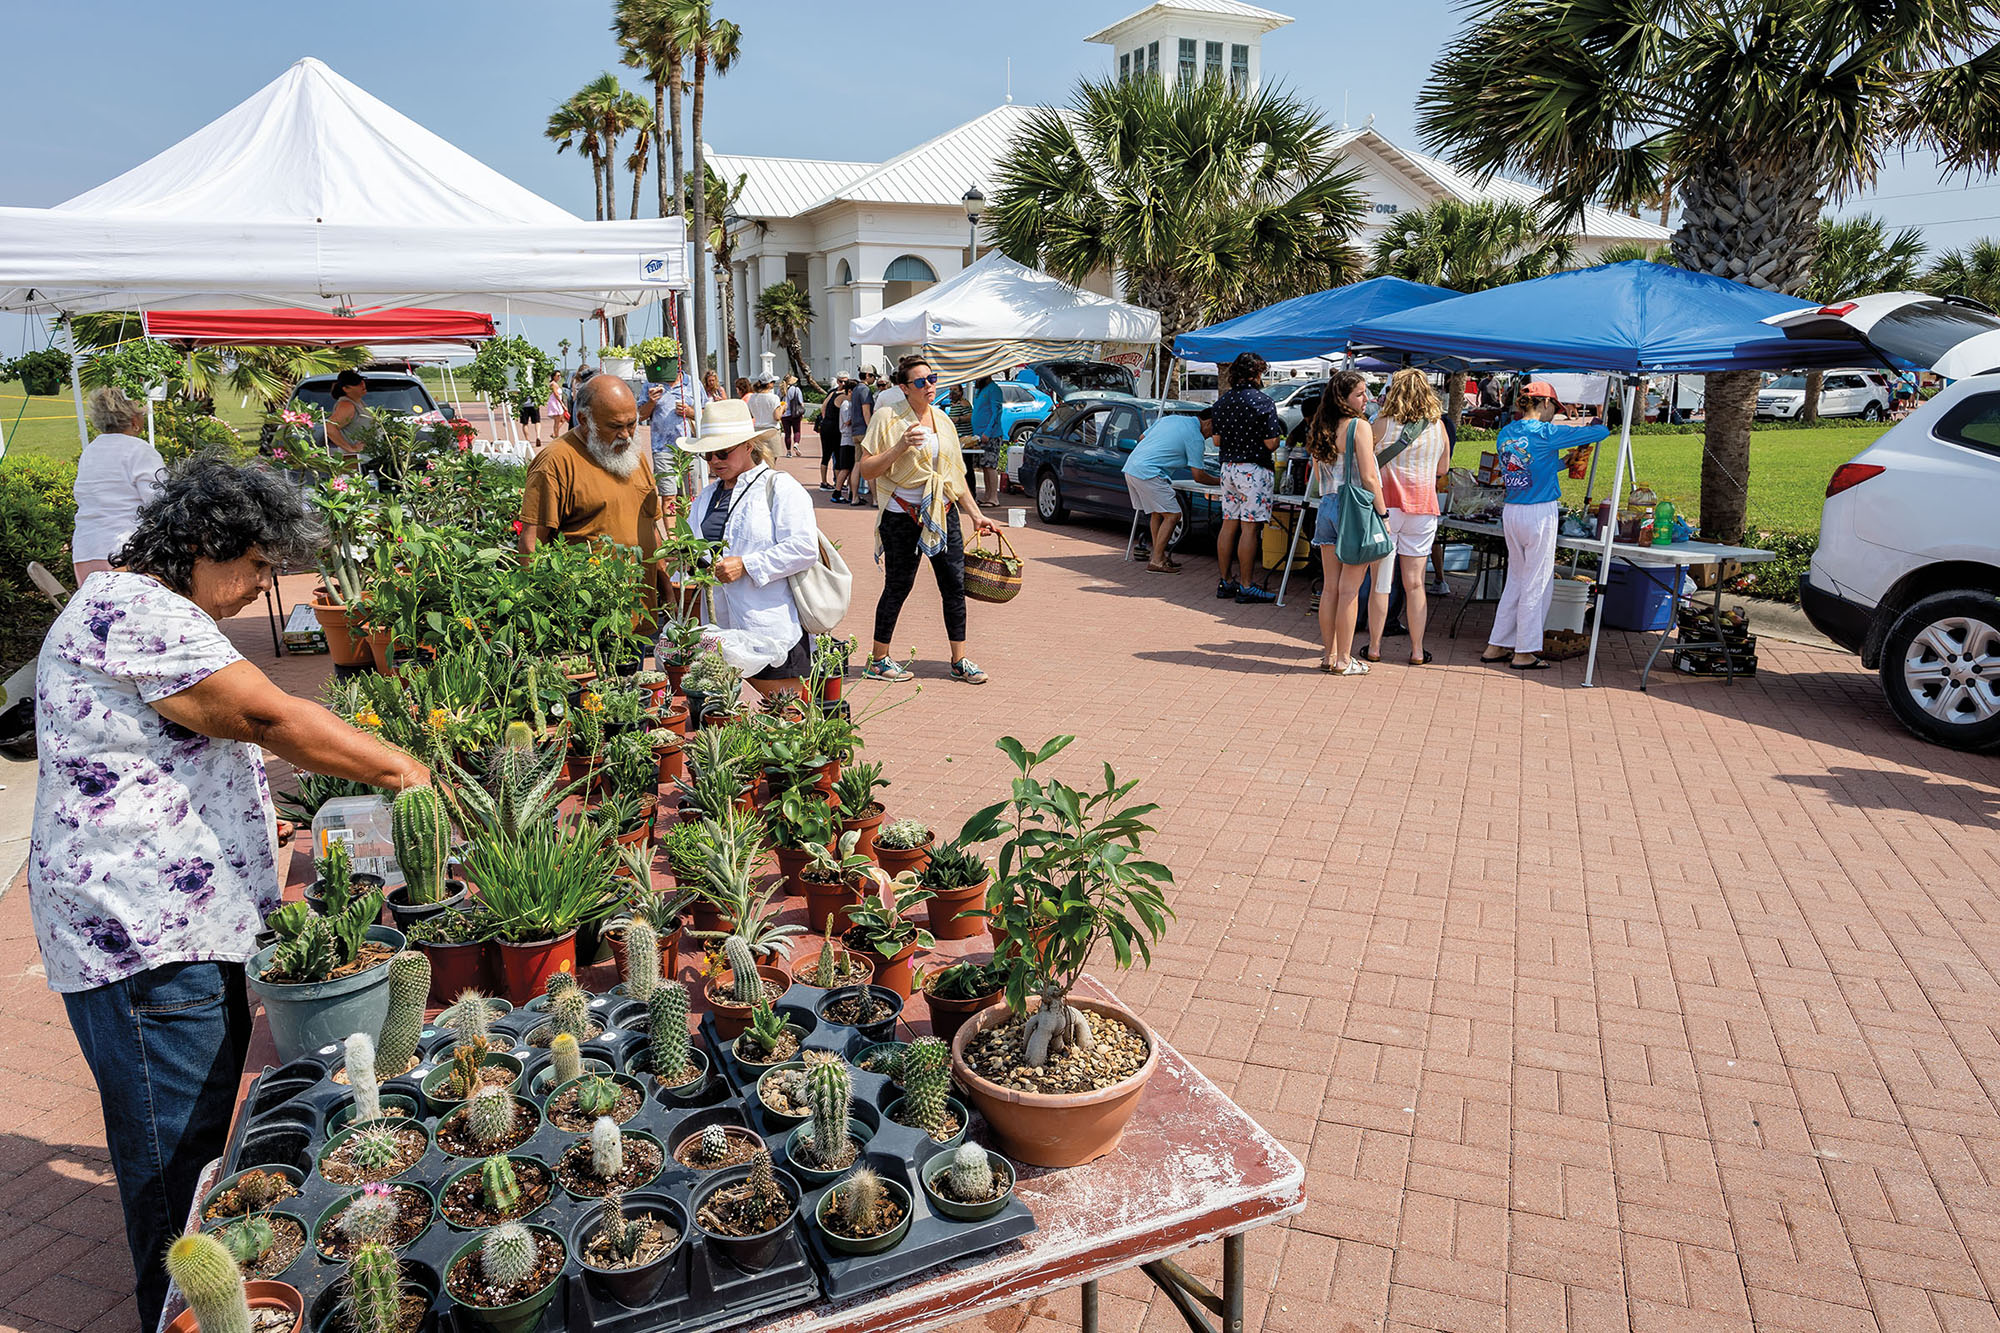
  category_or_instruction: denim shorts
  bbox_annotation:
[1312,494,1341,547]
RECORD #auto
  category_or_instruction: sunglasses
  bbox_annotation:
[905,373,940,389]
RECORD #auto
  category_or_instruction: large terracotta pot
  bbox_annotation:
[167,1281,303,1333]
[659,698,691,738]
[606,917,686,986]
[925,876,990,941]
[950,996,1159,1167]
[492,930,578,1006]
[840,804,887,863]
[799,874,866,942]
[310,597,372,667]
[708,963,792,1041]
[874,833,933,879]
[924,986,1003,1046]
[365,628,397,676]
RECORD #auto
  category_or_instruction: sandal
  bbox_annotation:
[1409,650,1435,666]
[1341,659,1371,676]
[1146,562,1179,574]
[1319,657,1339,673]
[1480,651,1511,663]
[1364,651,1382,663]
[1509,657,1554,671]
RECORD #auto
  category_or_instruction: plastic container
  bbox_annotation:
[309,795,398,883]
[1545,579,1590,635]
[1601,561,1683,631]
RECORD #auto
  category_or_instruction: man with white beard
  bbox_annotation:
[519,375,665,582]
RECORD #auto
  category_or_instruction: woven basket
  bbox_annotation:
[964,530,1024,604]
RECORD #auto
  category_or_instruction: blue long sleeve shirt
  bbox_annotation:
[1496,419,1609,505]
[971,384,1003,440]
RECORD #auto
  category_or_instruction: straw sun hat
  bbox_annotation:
[681,398,777,454]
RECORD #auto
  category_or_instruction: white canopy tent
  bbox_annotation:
[849,252,1160,387]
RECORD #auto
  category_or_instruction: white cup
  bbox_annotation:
[1008,508,1027,528]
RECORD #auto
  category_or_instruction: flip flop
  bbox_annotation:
[1510,658,1555,670]
[1408,650,1435,666]
[1480,652,1511,664]
[1147,563,1179,574]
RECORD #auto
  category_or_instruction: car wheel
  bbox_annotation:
[1861,402,1885,421]
[1036,470,1069,524]
[1879,591,2000,751]
[1009,422,1038,444]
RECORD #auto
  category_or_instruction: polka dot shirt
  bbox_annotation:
[1212,386,1283,466]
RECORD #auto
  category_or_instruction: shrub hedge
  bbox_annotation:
[0,455,78,675]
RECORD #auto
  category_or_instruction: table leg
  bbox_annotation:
[1125,508,1143,563]
[1275,505,1304,608]
[1082,1279,1099,1333]
[1139,1231,1246,1333]
[1225,1230,1244,1333]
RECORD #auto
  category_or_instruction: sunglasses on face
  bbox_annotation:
[905,374,939,389]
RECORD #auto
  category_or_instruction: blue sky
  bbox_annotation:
[2,0,1994,358]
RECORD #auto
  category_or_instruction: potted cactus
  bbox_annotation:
[440,1153,556,1230]
[385,784,467,930]
[444,1222,566,1333]
[705,935,792,1043]
[673,1121,764,1171]
[691,1149,800,1272]
[569,1189,688,1307]
[871,817,934,877]
[555,1116,666,1200]
[163,1231,303,1333]
[884,1035,967,1148]
[631,981,710,1100]
[923,1143,1017,1221]
[783,1061,876,1187]
[815,1167,913,1256]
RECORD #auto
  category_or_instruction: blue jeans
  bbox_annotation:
[63,962,251,1333]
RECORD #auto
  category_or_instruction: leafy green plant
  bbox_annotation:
[766,785,838,852]
[1723,528,1817,604]
[958,735,1174,1067]
[261,886,386,984]
[461,817,619,943]
[687,811,801,959]
[4,348,71,396]
[925,957,1009,1001]
[843,872,935,960]
[832,760,887,815]
[918,840,988,893]
[656,820,713,882]
[0,455,78,674]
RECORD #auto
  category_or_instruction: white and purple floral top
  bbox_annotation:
[28,571,279,993]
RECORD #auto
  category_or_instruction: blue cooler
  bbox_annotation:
[1601,561,1683,631]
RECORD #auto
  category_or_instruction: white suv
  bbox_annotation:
[1768,294,2000,751]
[1756,368,1892,420]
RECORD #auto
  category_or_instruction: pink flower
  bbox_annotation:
[330,477,350,493]
[272,448,288,460]
[281,410,311,427]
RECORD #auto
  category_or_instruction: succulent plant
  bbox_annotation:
[724,935,759,1003]
[345,1032,381,1126]
[480,1155,521,1214]
[595,1189,643,1260]
[591,1116,623,1179]
[806,1060,852,1166]
[443,988,493,1044]
[811,935,840,988]
[551,986,592,1041]
[340,1183,400,1245]
[947,1143,993,1198]
[548,1033,583,1087]
[840,1166,885,1233]
[216,1212,275,1267]
[451,1044,486,1102]
[903,1036,950,1135]
[348,1126,401,1174]
[390,784,450,905]
[648,981,690,1079]
[466,1087,516,1146]
[376,951,430,1076]
[699,1124,729,1164]
[230,1170,294,1213]
[875,817,931,850]
[743,1000,790,1058]
[624,917,660,1002]
[745,1147,781,1225]
[345,1241,402,1333]
[545,970,577,1001]
[481,1222,538,1288]
[165,1232,250,1333]
[575,1073,620,1118]
[444,721,570,846]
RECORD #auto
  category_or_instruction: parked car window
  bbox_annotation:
[1767,375,1807,390]
[1933,392,2000,459]
[292,377,435,416]
[1100,405,1146,450]
[1829,374,1863,390]
[1002,384,1037,405]
[1044,402,1092,439]
[1075,407,1109,447]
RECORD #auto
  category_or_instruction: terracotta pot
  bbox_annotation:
[686,899,735,935]
[422,939,487,1007]
[950,996,1160,1167]
[848,937,920,999]
[309,598,372,667]
[605,917,686,985]
[364,628,398,676]
[708,963,792,1042]
[167,1282,303,1333]
[614,801,658,852]
[873,833,933,879]
[925,875,990,941]
[812,759,840,798]
[840,804,887,863]
[655,740,687,790]
[666,663,687,694]
[773,845,816,899]
[639,680,670,712]
[790,941,874,991]
[819,673,843,702]
[659,699,690,738]
[799,873,866,941]
[492,930,578,1006]
[924,985,1003,1046]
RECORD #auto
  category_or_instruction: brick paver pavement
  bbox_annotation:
[3,455,1998,1333]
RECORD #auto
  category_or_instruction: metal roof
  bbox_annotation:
[703,152,879,220]
[1084,0,1294,44]
[808,104,1049,211]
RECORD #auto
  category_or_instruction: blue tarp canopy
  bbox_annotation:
[1348,262,1875,374]
[1174,275,1455,363]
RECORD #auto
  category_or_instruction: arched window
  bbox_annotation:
[883,255,937,282]
[835,259,853,286]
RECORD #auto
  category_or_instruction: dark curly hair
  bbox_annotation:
[113,458,324,595]
[1307,370,1370,464]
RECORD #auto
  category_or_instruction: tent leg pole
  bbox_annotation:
[1582,380,1638,688]
[1572,372,1613,574]
[61,316,88,452]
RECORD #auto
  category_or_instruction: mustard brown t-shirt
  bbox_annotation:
[519,429,661,555]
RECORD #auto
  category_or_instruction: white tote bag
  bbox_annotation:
[764,473,852,633]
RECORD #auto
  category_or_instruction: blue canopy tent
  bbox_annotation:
[1347,261,1876,685]
[1173,275,1455,363]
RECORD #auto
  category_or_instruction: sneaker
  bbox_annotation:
[829,494,848,505]
[1235,585,1277,604]
[862,656,914,682]
[951,657,988,685]
[1216,579,1240,600]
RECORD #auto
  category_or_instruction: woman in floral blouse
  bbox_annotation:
[28,459,427,1330]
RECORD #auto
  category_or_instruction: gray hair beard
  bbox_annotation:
[580,417,642,479]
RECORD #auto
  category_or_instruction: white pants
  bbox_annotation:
[1491,501,1559,654]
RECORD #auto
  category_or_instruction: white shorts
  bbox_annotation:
[1125,473,1182,514]
[1385,508,1440,558]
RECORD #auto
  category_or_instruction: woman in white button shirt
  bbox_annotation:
[71,386,166,584]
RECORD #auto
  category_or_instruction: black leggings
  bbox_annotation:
[874,506,967,644]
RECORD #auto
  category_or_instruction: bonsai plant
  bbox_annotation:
[916,836,991,940]
[247,884,402,1064]
[950,734,1174,1166]
[872,817,934,877]
[841,871,934,999]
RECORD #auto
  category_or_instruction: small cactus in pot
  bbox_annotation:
[648,981,692,1081]
[591,1116,624,1180]
[164,1231,251,1333]
[947,1142,993,1198]
[548,1032,583,1088]
[390,784,451,905]
[699,1124,730,1165]
[481,1221,539,1288]
[345,1240,402,1333]
[344,1032,382,1126]
[480,1154,521,1214]
[466,1087,516,1148]
[805,1061,853,1167]
[375,951,430,1076]
[902,1036,951,1135]
[623,917,660,1002]
[724,935,760,1003]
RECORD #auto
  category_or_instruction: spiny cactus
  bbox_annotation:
[348,1126,401,1175]
[444,988,493,1044]
[595,1189,642,1260]
[840,1167,885,1234]
[481,1222,538,1289]
[575,1074,620,1118]
[390,785,450,905]
[699,1124,729,1163]
[345,1032,381,1126]
[745,1147,780,1226]
[548,1032,583,1087]
[480,1155,521,1215]
[466,1087,516,1146]
[649,981,690,1080]
[546,970,577,1001]
[231,1170,294,1213]
[451,1044,486,1103]
[812,935,839,987]
[724,935,759,1003]
[217,1213,275,1268]
[551,986,592,1041]
[903,1036,950,1135]
[947,1143,994,1198]
[340,1183,400,1245]
[591,1116,623,1179]
[165,1232,250,1333]
[345,1241,402,1333]
[807,1061,852,1166]
[375,951,430,1076]
[624,918,659,1002]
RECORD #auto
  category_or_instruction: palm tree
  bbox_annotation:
[1925,238,2000,309]
[670,4,743,380]
[1369,199,1578,424]
[546,76,619,220]
[612,0,687,220]
[990,74,1368,362]
[1597,241,1675,266]
[689,166,749,381]
[756,281,819,392]
[1797,213,1927,421]
[1416,0,2000,541]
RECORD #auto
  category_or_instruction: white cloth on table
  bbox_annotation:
[70,432,165,564]
[1489,500,1559,654]
[683,462,819,672]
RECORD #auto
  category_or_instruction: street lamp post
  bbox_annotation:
[962,185,985,260]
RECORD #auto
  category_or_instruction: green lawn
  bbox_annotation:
[1450,423,1889,535]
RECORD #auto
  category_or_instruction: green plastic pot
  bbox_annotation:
[815,1175,913,1255]
[922,1148,1017,1221]
[445,1223,565,1333]
[784,1119,876,1188]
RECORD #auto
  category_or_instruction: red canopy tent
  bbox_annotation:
[141,306,495,347]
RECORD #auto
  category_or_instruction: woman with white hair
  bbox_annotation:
[71,386,166,584]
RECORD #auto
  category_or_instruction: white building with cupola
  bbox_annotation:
[707,0,1667,384]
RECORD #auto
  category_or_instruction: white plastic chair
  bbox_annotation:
[26,562,68,609]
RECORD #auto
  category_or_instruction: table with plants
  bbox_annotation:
[161,423,1303,1333]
